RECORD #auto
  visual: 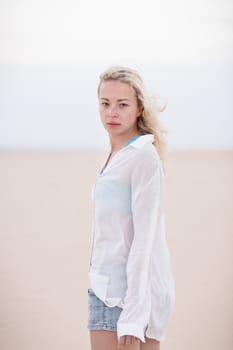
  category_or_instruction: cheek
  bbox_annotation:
[99,113,105,123]
[99,107,105,119]
[99,113,109,127]
[127,108,139,123]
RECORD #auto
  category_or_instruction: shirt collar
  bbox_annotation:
[128,133,154,149]
[107,133,154,152]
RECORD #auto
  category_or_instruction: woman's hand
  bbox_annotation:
[117,335,140,350]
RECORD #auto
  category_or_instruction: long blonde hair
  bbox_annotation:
[98,65,169,170]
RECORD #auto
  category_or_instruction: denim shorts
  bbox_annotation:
[87,288,123,331]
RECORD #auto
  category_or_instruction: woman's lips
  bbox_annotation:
[107,122,121,126]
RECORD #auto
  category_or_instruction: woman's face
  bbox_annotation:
[98,80,141,138]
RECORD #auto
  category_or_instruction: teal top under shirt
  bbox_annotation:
[124,134,141,147]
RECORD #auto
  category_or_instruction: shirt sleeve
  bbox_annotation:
[117,152,164,343]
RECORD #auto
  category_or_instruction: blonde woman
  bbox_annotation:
[87,66,175,350]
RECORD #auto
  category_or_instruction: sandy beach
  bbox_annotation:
[0,149,232,350]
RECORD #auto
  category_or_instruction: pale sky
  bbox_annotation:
[0,0,232,150]
[0,0,232,64]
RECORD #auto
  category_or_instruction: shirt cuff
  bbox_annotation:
[117,322,146,343]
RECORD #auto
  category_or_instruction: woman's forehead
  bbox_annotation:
[99,80,136,99]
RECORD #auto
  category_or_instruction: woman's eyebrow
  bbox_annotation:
[100,98,130,102]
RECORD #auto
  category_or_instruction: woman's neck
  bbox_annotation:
[109,132,139,152]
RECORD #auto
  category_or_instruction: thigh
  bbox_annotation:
[89,330,118,350]
[140,336,160,350]
[90,331,141,350]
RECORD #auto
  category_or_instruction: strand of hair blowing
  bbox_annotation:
[98,66,169,172]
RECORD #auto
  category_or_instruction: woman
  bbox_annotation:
[87,66,175,350]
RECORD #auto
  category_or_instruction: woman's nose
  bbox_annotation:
[108,106,118,117]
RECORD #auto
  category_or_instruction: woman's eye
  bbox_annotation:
[119,103,128,108]
[101,102,109,107]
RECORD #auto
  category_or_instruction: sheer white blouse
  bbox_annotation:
[88,133,175,343]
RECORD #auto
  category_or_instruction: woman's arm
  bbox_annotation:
[117,153,163,343]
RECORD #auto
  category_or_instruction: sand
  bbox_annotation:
[0,149,232,350]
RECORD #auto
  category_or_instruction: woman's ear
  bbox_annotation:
[137,106,144,118]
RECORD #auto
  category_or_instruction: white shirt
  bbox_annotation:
[88,133,175,343]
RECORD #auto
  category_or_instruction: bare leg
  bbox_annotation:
[140,336,160,350]
[89,330,117,350]
[89,330,140,350]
